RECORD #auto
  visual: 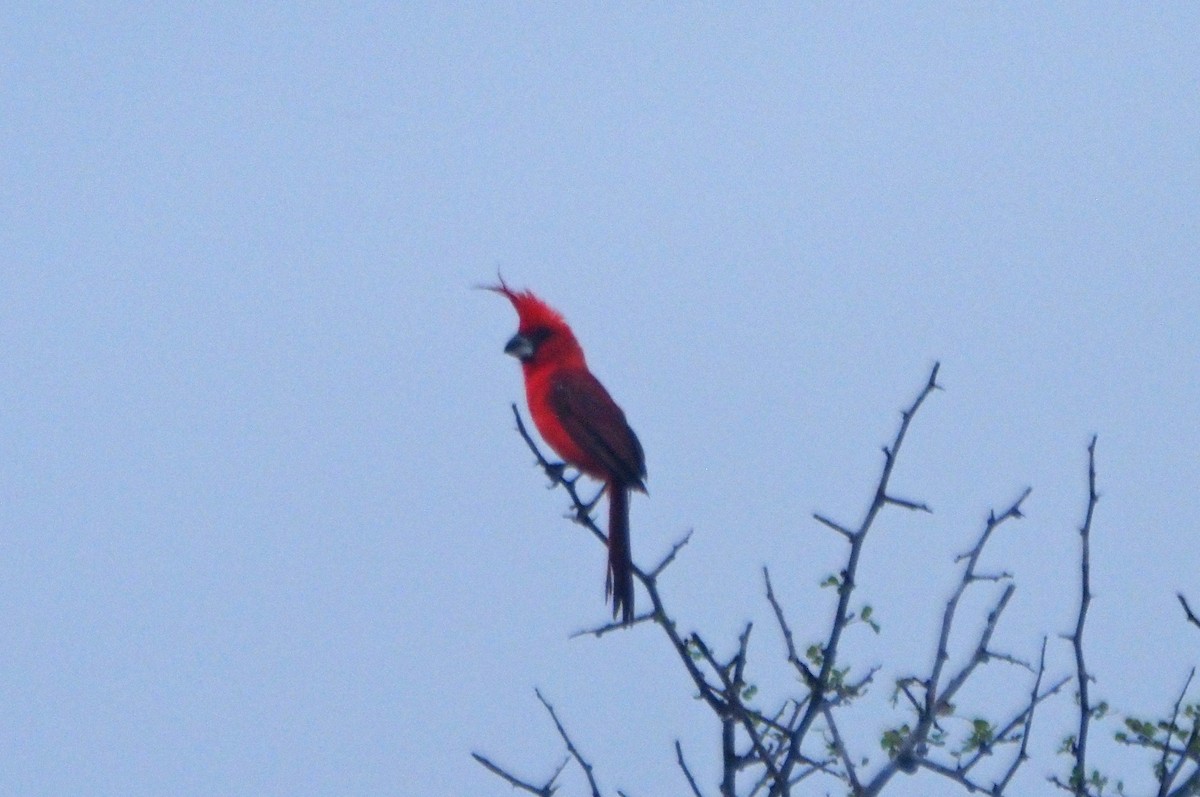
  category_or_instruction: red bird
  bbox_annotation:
[489,279,646,624]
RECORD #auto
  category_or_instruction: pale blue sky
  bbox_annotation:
[2,5,1198,796]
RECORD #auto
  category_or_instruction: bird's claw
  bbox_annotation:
[544,462,576,488]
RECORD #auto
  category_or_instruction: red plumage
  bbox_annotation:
[488,279,646,624]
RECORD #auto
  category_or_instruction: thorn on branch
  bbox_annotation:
[884,494,933,513]
[1179,593,1200,631]
[813,512,854,539]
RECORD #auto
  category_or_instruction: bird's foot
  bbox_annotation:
[544,462,576,488]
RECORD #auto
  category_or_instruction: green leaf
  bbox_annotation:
[961,718,994,753]
[880,724,911,757]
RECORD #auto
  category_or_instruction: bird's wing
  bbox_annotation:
[549,369,646,488]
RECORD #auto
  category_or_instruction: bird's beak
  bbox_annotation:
[504,333,534,360]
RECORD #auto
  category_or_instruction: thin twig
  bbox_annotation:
[690,631,784,788]
[675,740,706,797]
[992,638,1060,792]
[763,567,818,687]
[512,403,609,544]
[571,612,656,639]
[536,688,603,797]
[471,751,563,797]
[1167,768,1200,797]
[651,530,694,577]
[572,534,693,638]
[1158,669,1198,797]
[821,703,862,792]
[1069,436,1100,797]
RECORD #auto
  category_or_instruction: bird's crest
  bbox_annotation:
[481,275,568,332]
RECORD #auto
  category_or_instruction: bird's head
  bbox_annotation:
[482,277,583,368]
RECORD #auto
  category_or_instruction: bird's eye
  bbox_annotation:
[526,327,553,348]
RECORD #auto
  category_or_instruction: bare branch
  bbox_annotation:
[689,630,784,789]
[862,487,1030,796]
[763,567,818,687]
[492,370,1168,797]
[471,751,564,797]
[569,533,689,635]
[570,612,656,639]
[773,361,943,795]
[1068,435,1100,797]
[1168,769,1200,797]
[991,638,1060,792]
[721,709,737,797]
[651,530,694,577]
[536,688,602,797]
[916,669,1070,797]
[821,703,861,792]
[675,740,706,797]
[940,584,1016,704]
[512,403,609,546]
[511,403,735,734]
[1158,669,1198,797]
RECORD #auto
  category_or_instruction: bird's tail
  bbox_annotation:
[606,483,635,624]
